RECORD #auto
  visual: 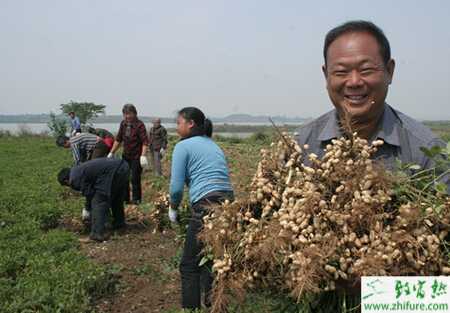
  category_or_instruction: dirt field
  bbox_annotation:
[72,140,263,312]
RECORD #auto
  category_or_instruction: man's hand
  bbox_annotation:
[160,148,166,157]
[107,152,114,158]
[168,207,178,223]
[140,155,149,169]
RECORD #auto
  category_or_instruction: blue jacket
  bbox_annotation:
[170,136,233,208]
[70,116,81,131]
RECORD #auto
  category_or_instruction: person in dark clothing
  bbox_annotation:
[57,133,112,221]
[57,158,129,241]
[169,107,234,309]
[148,118,168,176]
[108,104,149,205]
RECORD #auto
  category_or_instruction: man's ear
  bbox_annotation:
[322,64,331,92]
[322,64,328,79]
[386,59,395,85]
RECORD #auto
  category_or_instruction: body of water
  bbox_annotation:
[0,123,131,134]
[0,123,256,138]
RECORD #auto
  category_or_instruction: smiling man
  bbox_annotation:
[296,20,445,170]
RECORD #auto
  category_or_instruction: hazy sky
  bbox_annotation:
[1,0,449,119]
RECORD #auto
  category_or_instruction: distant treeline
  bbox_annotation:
[1,115,448,137]
[182,124,301,133]
[0,113,309,124]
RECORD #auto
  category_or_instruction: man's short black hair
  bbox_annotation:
[57,168,71,186]
[56,136,70,147]
[324,20,391,66]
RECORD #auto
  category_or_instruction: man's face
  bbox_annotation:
[68,113,74,119]
[123,112,136,123]
[323,31,395,123]
[153,119,161,128]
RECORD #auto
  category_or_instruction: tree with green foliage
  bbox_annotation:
[47,111,68,138]
[60,101,106,126]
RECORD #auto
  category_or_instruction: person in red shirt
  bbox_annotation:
[87,127,115,150]
[108,104,149,205]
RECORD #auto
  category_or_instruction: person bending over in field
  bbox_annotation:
[168,107,233,310]
[87,127,115,151]
[57,158,129,242]
[56,133,111,166]
[57,132,113,221]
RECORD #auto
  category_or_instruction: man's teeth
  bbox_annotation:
[346,95,366,100]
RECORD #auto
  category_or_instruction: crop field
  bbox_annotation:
[0,124,449,313]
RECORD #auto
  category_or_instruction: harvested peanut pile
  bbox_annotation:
[124,205,150,225]
[200,132,450,313]
[149,193,171,232]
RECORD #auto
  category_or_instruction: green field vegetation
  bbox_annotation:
[424,121,450,142]
[0,124,449,313]
[0,134,269,313]
[0,136,117,313]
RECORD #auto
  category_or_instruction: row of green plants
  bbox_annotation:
[0,136,117,312]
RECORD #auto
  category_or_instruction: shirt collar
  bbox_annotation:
[317,110,341,142]
[374,104,401,147]
[317,104,401,146]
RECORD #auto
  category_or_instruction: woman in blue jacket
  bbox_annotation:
[169,107,234,309]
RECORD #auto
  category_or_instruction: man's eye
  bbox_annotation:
[360,68,375,75]
[333,71,347,77]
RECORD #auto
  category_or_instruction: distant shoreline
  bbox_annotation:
[0,114,310,125]
[0,122,302,134]
[1,114,448,124]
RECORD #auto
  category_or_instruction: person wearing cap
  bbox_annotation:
[68,111,82,136]
[148,118,168,176]
[108,104,149,205]
[296,20,446,173]
[57,158,129,242]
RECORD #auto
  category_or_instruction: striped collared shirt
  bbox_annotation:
[70,133,99,165]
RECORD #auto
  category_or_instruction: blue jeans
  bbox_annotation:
[180,191,234,309]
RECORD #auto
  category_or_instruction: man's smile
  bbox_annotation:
[344,94,368,105]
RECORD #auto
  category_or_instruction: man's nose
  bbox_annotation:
[346,70,364,87]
